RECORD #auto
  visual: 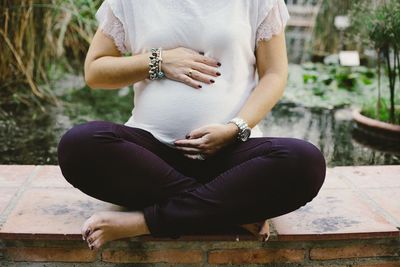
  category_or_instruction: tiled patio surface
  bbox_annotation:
[0,165,399,266]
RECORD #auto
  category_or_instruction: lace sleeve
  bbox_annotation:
[256,0,290,48]
[95,1,128,54]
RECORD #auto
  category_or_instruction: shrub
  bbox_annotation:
[0,0,101,110]
[348,0,400,124]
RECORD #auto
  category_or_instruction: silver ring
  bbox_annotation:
[195,153,206,160]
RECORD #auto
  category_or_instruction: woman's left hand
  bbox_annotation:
[174,123,239,160]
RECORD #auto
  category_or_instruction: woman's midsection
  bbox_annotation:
[131,78,250,141]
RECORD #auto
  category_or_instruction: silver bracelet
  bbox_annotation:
[149,47,165,80]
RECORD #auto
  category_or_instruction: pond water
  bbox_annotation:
[1,92,399,167]
[260,103,400,167]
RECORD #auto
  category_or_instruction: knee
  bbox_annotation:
[57,121,105,185]
[278,138,327,201]
[58,122,94,161]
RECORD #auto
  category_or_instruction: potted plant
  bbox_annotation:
[348,0,400,142]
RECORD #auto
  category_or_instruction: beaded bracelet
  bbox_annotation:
[149,47,165,80]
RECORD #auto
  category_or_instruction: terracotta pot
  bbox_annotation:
[352,108,400,142]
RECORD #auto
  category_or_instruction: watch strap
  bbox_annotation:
[228,117,251,141]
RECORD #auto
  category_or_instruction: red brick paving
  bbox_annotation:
[0,165,399,240]
[271,188,399,241]
[0,164,399,265]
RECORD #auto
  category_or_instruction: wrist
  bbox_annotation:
[227,121,239,132]
[149,47,165,80]
[226,122,240,140]
[160,49,171,72]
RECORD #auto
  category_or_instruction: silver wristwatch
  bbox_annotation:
[228,117,251,142]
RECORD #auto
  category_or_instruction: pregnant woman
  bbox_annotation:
[58,0,326,251]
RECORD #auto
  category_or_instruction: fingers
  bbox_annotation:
[164,47,222,89]
[177,73,203,89]
[174,126,208,147]
[184,48,222,85]
[190,62,221,78]
[177,65,220,89]
[181,47,220,68]
[189,127,208,139]
[186,69,216,85]
[174,138,204,149]
[193,53,221,68]
[175,146,203,154]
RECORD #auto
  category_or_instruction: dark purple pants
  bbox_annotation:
[57,120,326,239]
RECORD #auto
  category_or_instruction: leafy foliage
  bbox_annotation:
[302,62,374,93]
[283,63,377,110]
[348,0,400,124]
[361,97,400,124]
[60,86,134,125]
[0,0,101,110]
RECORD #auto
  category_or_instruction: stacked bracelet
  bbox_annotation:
[149,47,165,80]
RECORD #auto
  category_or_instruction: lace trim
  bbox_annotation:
[256,0,290,48]
[97,2,128,54]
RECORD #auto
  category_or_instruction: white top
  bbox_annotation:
[95,0,290,149]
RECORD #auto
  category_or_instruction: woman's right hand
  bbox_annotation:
[161,47,222,89]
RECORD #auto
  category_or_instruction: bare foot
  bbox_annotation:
[239,220,270,242]
[81,210,150,250]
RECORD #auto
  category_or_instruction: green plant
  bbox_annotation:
[61,86,134,124]
[0,0,101,110]
[302,62,374,95]
[361,96,400,124]
[348,0,400,124]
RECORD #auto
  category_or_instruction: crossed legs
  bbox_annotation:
[57,121,326,249]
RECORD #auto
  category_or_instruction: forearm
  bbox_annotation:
[85,52,151,90]
[236,71,287,128]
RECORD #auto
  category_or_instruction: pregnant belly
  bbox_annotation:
[131,79,245,144]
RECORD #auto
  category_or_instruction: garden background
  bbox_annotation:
[0,0,399,166]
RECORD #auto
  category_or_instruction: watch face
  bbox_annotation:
[240,128,251,141]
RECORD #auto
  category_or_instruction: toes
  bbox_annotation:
[86,229,102,245]
[81,216,97,240]
[81,222,92,240]
[90,237,104,251]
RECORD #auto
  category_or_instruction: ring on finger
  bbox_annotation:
[187,69,194,77]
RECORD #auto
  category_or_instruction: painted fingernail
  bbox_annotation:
[85,228,90,237]
[199,51,205,55]
[90,245,93,250]
[198,85,202,88]
[210,79,215,83]
[216,72,221,76]
[217,62,221,66]
[186,134,190,139]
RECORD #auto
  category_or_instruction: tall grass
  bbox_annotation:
[0,0,101,110]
